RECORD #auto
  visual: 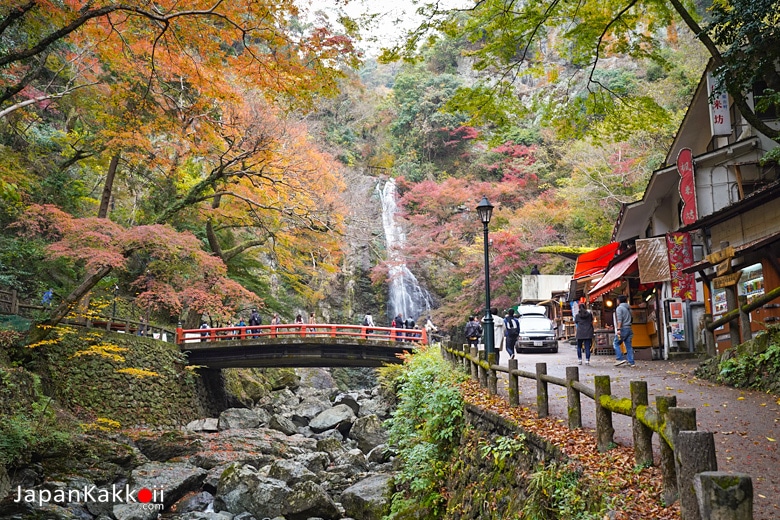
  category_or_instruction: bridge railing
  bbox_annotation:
[176,323,428,345]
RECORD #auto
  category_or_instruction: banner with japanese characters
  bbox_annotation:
[666,231,697,300]
[677,147,698,226]
[707,72,732,136]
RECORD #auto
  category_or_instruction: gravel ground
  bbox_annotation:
[484,341,780,520]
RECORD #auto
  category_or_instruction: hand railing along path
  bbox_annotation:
[176,323,427,345]
[442,342,754,520]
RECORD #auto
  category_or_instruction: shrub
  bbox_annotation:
[381,346,467,519]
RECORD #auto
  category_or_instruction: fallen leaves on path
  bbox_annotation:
[460,379,681,519]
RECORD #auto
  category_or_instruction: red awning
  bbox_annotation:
[573,242,620,280]
[588,253,638,301]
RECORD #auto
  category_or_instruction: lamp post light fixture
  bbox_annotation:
[476,196,495,360]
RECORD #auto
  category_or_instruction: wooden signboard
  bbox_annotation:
[713,271,742,289]
[716,259,732,277]
[707,246,735,265]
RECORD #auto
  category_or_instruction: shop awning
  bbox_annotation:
[588,253,638,301]
[573,242,620,279]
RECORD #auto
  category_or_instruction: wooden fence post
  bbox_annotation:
[470,346,479,380]
[566,366,582,429]
[668,407,698,513]
[478,350,487,388]
[594,375,614,452]
[695,472,752,520]
[631,380,653,467]
[677,431,717,520]
[703,314,717,358]
[487,352,497,395]
[657,395,678,506]
[536,362,548,418]
[508,358,519,407]
[463,344,471,371]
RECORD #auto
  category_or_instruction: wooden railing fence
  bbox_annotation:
[441,342,754,520]
[0,287,175,342]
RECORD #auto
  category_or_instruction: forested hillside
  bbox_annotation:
[1,0,777,329]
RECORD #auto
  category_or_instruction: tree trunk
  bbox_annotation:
[98,154,120,219]
[27,265,113,344]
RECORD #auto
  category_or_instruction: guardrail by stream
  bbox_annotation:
[441,342,754,520]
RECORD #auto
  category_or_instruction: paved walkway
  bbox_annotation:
[490,342,780,520]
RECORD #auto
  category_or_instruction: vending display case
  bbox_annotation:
[740,264,764,304]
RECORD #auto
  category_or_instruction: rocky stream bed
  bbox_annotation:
[0,385,397,520]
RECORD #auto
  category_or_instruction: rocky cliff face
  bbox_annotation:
[321,168,388,326]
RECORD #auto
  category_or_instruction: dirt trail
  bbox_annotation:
[490,343,780,520]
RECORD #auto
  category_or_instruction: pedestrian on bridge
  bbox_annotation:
[249,308,261,337]
[363,312,375,335]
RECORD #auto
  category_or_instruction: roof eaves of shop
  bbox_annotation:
[678,176,780,234]
[612,164,678,243]
[683,229,780,274]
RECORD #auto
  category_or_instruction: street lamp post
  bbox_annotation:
[476,196,495,361]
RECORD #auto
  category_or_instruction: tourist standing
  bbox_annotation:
[573,304,594,365]
[504,309,520,358]
[613,295,635,367]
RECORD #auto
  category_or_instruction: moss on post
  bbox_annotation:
[594,375,614,452]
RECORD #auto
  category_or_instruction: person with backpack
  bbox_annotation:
[249,308,261,337]
[573,303,595,365]
[464,315,482,349]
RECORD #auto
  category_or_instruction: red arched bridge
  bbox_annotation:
[176,323,427,368]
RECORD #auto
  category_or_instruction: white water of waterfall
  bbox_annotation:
[377,179,434,323]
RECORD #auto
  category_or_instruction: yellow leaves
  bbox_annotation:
[81,417,121,433]
[116,367,159,378]
[70,343,128,363]
[737,396,745,400]
[767,437,776,442]
[26,338,59,349]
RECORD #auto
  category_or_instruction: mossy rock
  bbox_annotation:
[39,434,143,484]
[131,430,203,462]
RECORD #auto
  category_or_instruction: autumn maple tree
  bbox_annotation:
[14,204,255,342]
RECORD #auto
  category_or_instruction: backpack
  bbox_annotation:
[362,316,369,326]
[464,321,481,339]
[505,316,519,334]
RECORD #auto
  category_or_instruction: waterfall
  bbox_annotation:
[377,179,434,323]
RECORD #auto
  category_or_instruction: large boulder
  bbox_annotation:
[309,404,355,435]
[185,418,219,433]
[291,397,331,426]
[284,480,340,520]
[218,408,260,430]
[349,415,388,454]
[358,397,391,419]
[133,431,202,461]
[268,459,317,486]
[333,393,360,415]
[113,462,207,520]
[340,474,394,520]
[268,414,298,436]
[215,464,290,519]
[315,437,347,461]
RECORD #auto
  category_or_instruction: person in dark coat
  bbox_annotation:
[464,315,482,349]
[573,303,595,365]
